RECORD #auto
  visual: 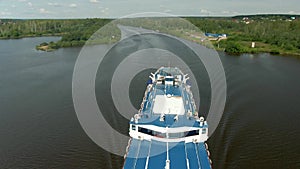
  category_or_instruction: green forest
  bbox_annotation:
[0,15,299,55]
[186,15,300,55]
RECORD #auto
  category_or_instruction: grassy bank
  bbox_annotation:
[1,15,299,56]
[186,15,300,56]
[212,40,300,57]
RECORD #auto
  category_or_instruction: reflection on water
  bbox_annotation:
[0,37,299,169]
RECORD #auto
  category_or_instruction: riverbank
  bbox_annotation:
[1,16,299,56]
[212,40,300,57]
[0,33,63,40]
[34,36,300,57]
[35,40,85,51]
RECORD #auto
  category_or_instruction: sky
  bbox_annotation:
[0,0,299,19]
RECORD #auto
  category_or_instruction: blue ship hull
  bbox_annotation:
[123,67,212,169]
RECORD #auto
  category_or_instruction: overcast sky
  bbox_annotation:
[0,0,299,19]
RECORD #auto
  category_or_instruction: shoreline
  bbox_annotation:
[0,33,297,57]
[213,45,300,58]
[0,33,63,40]
[33,35,300,57]
[1,17,298,56]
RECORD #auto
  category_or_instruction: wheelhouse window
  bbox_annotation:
[138,127,153,135]
[169,132,185,138]
[137,127,201,138]
[131,125,136,131]
[138,127,166,138]
[186,130,200,137]
[165,77,174,81]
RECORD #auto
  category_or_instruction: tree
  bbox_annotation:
[225,41,245,54]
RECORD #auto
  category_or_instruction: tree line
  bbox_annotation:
[1,15,299,55]
[186,16,300,55]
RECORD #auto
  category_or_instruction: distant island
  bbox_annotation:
[0,15,299,56]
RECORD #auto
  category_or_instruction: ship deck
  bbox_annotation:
[136,83,199,128]
[125,67,211,169]
[124,138,211,169]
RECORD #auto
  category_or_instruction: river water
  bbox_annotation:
[0,37,299,169]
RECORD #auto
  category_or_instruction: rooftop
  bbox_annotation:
[153,95,185,115]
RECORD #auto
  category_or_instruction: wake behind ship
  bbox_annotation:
[123,67,212,169]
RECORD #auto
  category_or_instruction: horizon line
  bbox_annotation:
[0,13,299,20]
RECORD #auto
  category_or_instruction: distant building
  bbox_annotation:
[205,33,227,41]
[242,17,249,21]
[242,17,251,24]
[205,33,227,38]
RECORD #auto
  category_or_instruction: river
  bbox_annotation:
[0,37,299,169]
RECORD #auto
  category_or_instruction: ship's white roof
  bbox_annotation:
[153,95,185,115]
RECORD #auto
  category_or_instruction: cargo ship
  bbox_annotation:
[123,67,212,169]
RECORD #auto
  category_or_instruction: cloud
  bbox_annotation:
[0,11,12,16]
[89,0,99,3]
[220,10,239,16]
[39,8,50,14]
[27,2,33,7]
[288,11,298,14]
[18,0,27,2]
[199,9,217,15]
[164,9,172,13]
[222,11,230,14]
[101,7,109,15]
[69,3,77,8]
[200,9,209,14]
[48,2,60,7]
[159,5,171,13]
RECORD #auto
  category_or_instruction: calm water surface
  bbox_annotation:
[0,37,299,169]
